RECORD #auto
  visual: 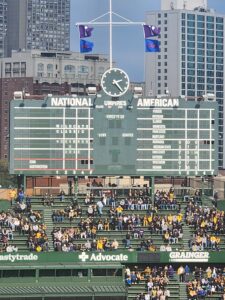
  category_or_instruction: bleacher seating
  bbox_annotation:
[1,184,225,300]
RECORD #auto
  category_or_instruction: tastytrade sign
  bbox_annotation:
[0,253,38,262]
[137,98,179,107]
[169,252,209,262]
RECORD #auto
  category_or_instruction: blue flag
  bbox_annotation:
[145,39,160,52]
[80,39,94,53]
[79,25,94,38]
[143,25,161,38]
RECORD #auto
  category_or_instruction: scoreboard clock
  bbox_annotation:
[101,68,130,97]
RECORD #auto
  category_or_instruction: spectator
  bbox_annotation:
[177,265,185,282]
[9,189,17,206]
[131,271,137,284]
[59,190,65,202]
[111,239,119,250]
[96,200,104,216]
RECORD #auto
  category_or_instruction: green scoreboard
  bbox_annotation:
[10,93,218,176]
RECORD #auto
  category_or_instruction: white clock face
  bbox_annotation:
[101,68,130,97]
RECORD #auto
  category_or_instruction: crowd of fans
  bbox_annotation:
[52,225,120,252]
[0,205,48,252]
[84,188,151,212]
[185,202,225,233]
[186,266,225,300]
[51,189,184,251]
[52,204,82,223]
[50,209,183,252]
[4,185,225,300]
[125,266,172,300]
[189,231,221,251]
[185,201,225,252]
[154,188,180,211]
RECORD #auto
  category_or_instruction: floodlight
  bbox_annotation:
[87,87,97,96]
[133,86,143,96]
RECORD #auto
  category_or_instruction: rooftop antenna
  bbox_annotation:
[76,0,144,69]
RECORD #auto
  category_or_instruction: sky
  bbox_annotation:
[71,0,225,82]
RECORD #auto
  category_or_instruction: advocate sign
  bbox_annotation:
[78,252,128,263]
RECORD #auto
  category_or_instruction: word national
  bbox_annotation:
[51,97,92,107]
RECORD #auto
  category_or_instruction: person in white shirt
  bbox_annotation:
[111,239,119,250]
[96,200,104,216]
[125,267,131,277]
[160,244,166,252]
[144,293,150,300]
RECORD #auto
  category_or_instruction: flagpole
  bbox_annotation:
[109,0,113,69]
[76,2,145,69]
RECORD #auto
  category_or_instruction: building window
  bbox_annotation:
[187,21,195,27]
[78,65,89,73]
[37,63,44,77]
[37,63,44,71]
[187,14,195,21]
[207,16,214,23]
[47,64,53,77]
[198,15,205,21]
[207,23,214,30]
[64,65,75,78]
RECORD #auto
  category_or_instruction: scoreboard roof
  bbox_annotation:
[10,93,218,176]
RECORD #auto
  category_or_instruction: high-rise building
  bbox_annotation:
[6,0,70,56]
[145,0,225,168]
[0,0,7,58]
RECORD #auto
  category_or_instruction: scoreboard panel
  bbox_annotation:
[136,101,216,176]
[10,94,218,176]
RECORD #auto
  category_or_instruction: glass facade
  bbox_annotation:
[0,0,7,58]
[27,0,70,51]
[181,12,224,167]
